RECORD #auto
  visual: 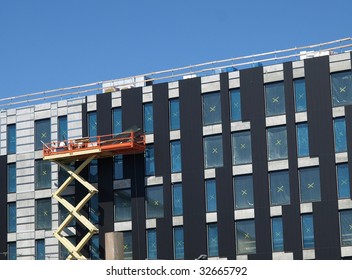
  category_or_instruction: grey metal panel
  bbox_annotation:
[179,77,207,259]
[282,62,303,259]
[153,83,173,260]
[121,87,146,260]
[240,66,272,260]
[216,72,236,259]
[305,56,340,259]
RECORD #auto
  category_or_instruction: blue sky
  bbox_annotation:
[0,0,351,98]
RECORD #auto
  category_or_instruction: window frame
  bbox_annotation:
[265,81,286,117]
[114,188,132,222]
[203,134,223,168]
[35,118,51,151]
[35,198,52,230]
[145,185,164,219]
[7,124,16,154]
[202,91,222,126]
[267,125,288,161]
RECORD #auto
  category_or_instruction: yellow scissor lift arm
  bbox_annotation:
[43,130,145,260]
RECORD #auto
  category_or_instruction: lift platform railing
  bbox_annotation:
[43,131,146,159]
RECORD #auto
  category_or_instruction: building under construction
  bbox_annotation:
[1,38,352,260]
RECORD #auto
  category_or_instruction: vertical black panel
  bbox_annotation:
[241,67,272,260]
[179,77,207,259]
[0,156,7,260]
[282,62,303,259]
[121,87,146,260]
[153,83,173,259]
[216,72,236,259]
[305,56,340,259]
[75,102,89,258]
[97,93,113,259]
[345,105,352,196]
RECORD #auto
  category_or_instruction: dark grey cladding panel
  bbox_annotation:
[240,66,272,259]
[282,62,303,259]
[121,87,143,131]
[121,87,146,260]
[345,105,352,197]
[97,92,112,136]
[153,82,173,260]
[216,72,236,259]
[304,56,340,259]
[0,156,7,260]
[179,77,207,259]
[96,92,113,259]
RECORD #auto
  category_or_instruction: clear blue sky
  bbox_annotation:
[0,0,351,98]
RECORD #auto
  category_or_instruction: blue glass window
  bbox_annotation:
[172,183,183,216]
[8,202,16,233]
[114,188,131,222]
[204,135,223,168]
[89,194,99,225]
[59,195,76,227]
[58,164,75,187]
[89,159,98,183]
[90,235,100,260]
[35,198,52,230]
[236,219,256,254]
[297,123,309,157]
[302,214,314,249]
[207,224,218,257]
[269,170,290,206]
[59,236,76,260]
[267,126,288,161]
[299,167,321,203]
[339,210,352,246]
[170,99,180,130]
[265,82,285,116]
[113,155,123,180]
[112,108,122,134]
[171,141,182,173]
[35,160,51,190]
[146,186,164,219]
[337,163,351,199]
[331,71,352,107]
[230,89,241,121]
[294,79,307,112]
[144,103,154,134]
[7,242,16,260]
[202,92,221,126]
[205,180,217,213]
[147,229,157,259]
[123,231,133,260]
[35,239,45,260]
[58,116,68,142]
[145,145,155,176]
[272,217,284,252]
[7,124,16,154]
[88,112,97,138]
[234,175,254,209]
[334,118,347,153]
[173,227,184,260]
[35,119,51,150]
[7,163,16,193]
[232,131,252,165]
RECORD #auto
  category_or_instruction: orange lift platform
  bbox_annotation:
[43,130,146,260]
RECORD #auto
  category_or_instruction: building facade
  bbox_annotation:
[1,49,352,260]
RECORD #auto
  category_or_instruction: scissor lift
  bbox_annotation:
[43,130,145,260]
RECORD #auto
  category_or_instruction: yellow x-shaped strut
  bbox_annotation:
[52,155,98,260]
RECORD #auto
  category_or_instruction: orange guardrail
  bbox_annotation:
[43,131,146,158]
